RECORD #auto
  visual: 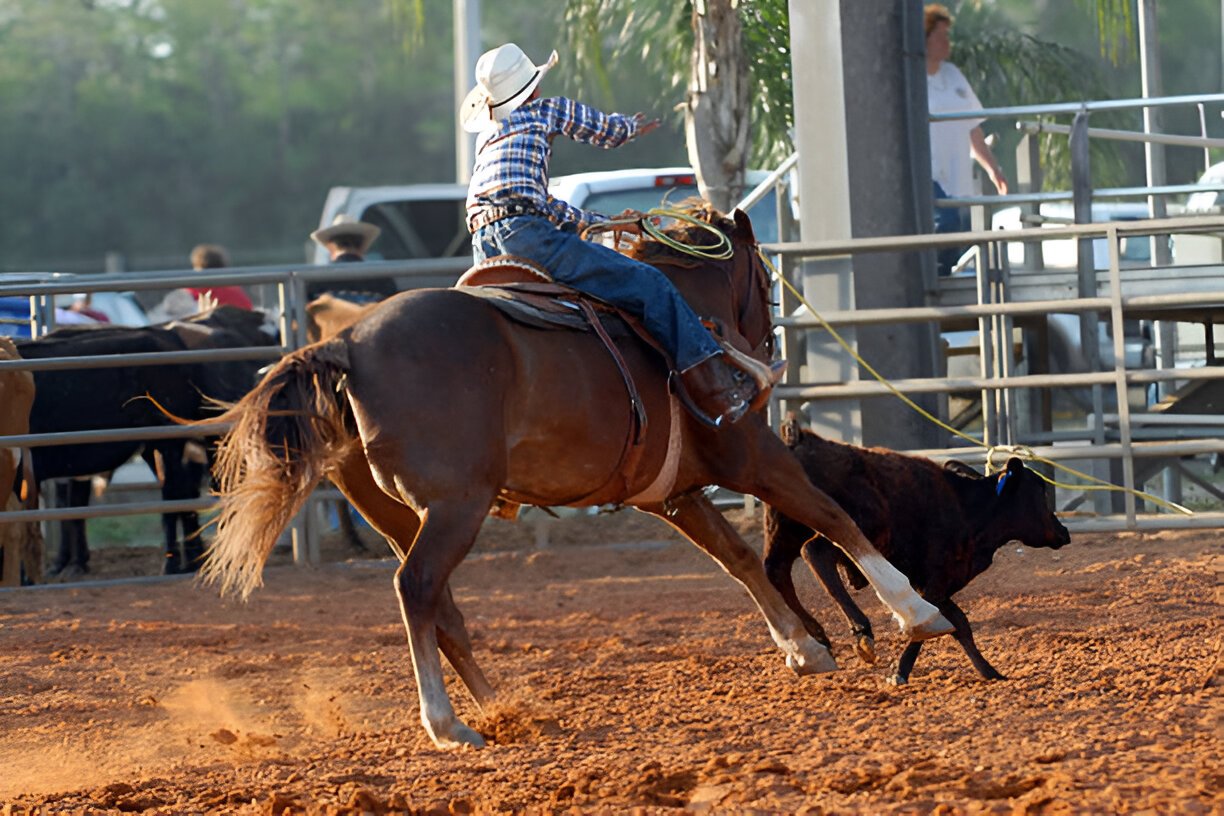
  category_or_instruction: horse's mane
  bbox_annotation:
[623,199,739,268]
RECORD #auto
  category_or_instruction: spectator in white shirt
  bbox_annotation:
[926,3,1008,275]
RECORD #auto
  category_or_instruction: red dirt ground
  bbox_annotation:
[0,509,1219,814]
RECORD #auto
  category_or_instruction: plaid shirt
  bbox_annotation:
[466,96,639,232]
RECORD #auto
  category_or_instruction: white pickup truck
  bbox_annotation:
[311,168,781,267]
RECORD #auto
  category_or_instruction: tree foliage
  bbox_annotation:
[0,0,1214,275]
[0,0,454,272]
[561,0,792,166]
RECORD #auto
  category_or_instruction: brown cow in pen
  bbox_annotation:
[763,417,1071,685]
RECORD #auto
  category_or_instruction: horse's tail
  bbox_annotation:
[201,337,354,599]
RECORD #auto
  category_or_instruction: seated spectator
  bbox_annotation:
[186,244,253,310]
[148,243,253,322]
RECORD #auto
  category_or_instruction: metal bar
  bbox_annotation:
[736,151,799,212]
[0,422,229,448]
[778,290,1224,329]
[775,363,1224,400]
[0,498,214,523]
[763,214,1224,257]
[0,346,282,372]
[1016,120,1224,150]
[975,247,997,446]
[925,439,1224,461]
[1105,225,1138,523]
[0,256,471,297]
[1064,514,1224,532]
[929,91,1224,122]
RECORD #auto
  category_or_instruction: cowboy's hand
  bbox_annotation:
[632,113,661,136]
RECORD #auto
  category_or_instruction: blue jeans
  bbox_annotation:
[933,181,970,277]
[472,215,721,371]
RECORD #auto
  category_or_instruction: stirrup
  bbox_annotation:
[669,371,747,429]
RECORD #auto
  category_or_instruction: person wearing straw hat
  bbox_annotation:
[461,43,783,427]
[307,214,396,302]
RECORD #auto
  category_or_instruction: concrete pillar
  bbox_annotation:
[788,0,860,440]
[839,0,942,449]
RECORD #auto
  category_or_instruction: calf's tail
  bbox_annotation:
[202,338,354,599]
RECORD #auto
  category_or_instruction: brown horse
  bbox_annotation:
[202,207,951,749]
[0,336,36,586]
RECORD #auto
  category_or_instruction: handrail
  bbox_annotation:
[1017,120,1224,151]
[736,152,798,213]
[930,91,1224,122]
[762,213,1224,258]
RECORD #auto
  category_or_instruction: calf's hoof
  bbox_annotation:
[904,608,954,641]
[785,642,838,675]
[854,635,877,665]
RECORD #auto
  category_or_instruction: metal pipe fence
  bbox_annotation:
[0,259,451,545]
[767,211,1224,530]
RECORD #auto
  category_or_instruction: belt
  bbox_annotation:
[468,201,540,232]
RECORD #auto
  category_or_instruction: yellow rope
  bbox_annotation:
[584,207,734,260]
[759,250,1192,516]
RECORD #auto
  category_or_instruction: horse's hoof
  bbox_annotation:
[905,609,954,641]
[786,644,838,676]
[886,673,908,686]
[429,723,487,750]
[854,635,877,665]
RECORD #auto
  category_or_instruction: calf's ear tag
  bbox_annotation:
[996,471,1010,496]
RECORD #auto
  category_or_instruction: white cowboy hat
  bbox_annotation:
[460,43,558,133]
[310,214,381,254]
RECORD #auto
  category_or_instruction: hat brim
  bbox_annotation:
[310,222,381,254]
[459,50,558,133]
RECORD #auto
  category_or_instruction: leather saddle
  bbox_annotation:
[455,255,637,336]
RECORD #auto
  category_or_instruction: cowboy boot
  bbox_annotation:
[678,352,785,426]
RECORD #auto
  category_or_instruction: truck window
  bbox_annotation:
[361,199,472,260]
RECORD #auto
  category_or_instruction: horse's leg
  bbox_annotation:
[801,538,877,664]
[394,499,491,749]
[643,492,838,674]
[328,451,496,714]
[724,426,952,640]
[437,582,496,708]
[760,518,833,649]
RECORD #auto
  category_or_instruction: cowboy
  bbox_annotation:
[460,43,783,426]
[307,215,397,302]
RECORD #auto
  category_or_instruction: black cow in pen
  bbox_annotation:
[763,417,1071,685]
[15,307,275,576]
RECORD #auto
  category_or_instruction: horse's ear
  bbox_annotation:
[731,208,757,243]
